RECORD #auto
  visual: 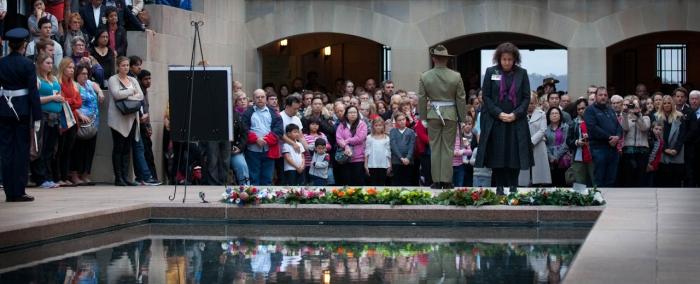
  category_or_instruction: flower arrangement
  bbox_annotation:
[221,185,275,206]
[221,186,605,207]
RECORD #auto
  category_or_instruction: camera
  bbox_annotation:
[626,103,636,109]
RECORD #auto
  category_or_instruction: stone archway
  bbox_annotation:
[257,33,386,97]
[606,31,700,96]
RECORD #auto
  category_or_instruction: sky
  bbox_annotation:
[480,49,568,75]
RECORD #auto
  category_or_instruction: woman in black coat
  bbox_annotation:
[475,42,534,194]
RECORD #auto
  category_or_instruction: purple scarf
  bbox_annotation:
[554,126,564,146]
[498,72,517,108]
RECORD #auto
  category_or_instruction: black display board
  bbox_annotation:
[168,66,233,142]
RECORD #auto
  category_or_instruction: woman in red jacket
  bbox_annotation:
[54,58,82,186]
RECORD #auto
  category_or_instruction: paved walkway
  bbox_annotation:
[564,187,700,284]
[1,186,699,283]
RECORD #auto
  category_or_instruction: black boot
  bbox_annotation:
[430,182,442,189]
[113,154,127,186]
[443,183,454,189]
[496,186,505,195]
[509,186,518,194]
[121,153,138,186]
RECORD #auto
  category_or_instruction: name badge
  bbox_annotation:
[491,75,501,81]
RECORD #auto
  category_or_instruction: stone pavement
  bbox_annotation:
[1,186,699,283]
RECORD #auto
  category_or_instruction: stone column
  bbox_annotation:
[567,47,606,99]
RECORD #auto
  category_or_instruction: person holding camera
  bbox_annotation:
[619,96,651,187]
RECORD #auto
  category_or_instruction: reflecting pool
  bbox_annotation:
[0,224,588,283]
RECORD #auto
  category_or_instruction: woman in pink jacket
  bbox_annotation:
[335,106,368,185]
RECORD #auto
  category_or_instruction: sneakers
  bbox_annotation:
[138,178,162,186]
[40,181,60,189]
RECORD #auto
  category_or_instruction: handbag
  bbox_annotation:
[77,116,98,140]
[558,152,572,169]
[115,78,142,114]
[335,148,351,164]
[115,99,141,114]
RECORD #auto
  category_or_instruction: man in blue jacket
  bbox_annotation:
[584,87,622,187]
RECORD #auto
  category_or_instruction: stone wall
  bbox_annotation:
[89,0,700,183]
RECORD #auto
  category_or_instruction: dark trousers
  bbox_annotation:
[464,164,474,187]
[392,164,413,186]
[30,123,59,183]
[203,140,230,185]
[550,167,567,187]
[419,151,432,186]
[0,118,30,198]
[591,146,619,187]
[71,136,97,174]
[53,126,77,181]
[620,151,649,187]
[491,168,519,187]
[284,170,304,186]
[658,163,684,187]
[335,162,365,186]
[111,126,136,183]
[366,168,388,186]
[141,125,158,179]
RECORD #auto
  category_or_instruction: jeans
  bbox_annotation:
[310,175,327,186]
[591,146,619,187]
[453,165,465,187]
[473,176,491,187]
[230,152,249,185]
[244,150,274,186]
[132,132,154,181]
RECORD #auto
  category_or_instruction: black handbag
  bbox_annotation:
[115,78,142,115]
[115,99,141,114]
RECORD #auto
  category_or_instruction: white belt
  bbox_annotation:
[1,88,29,120]
[430,101,455,107]
[0,89,29,97]
[430,101,455,125]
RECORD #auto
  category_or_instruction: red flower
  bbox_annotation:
[471,191,480,201]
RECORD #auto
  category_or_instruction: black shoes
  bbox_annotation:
[6,194,35,202]
[496,186,505,195]
[429,182,455,189]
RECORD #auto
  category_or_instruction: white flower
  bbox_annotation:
[528,197,535,204]
[221,242,229,250]
[593,192,604,204]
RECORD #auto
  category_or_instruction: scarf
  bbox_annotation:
[554,126,564,146]
[579,121,592,163]
[498,71,517,108]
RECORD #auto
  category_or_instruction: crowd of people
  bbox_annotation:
[164,71,699,190]
[1,3,699,204]
[0,0,157,199]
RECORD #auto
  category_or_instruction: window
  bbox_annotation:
[382,46,391,81]
[656,44,686,84]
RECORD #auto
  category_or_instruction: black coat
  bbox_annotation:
[80,4,106,42]
[231,111,247,152]
[0,52,41,120]
[475,65,534,170]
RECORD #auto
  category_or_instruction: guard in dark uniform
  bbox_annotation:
[1,28,42,202]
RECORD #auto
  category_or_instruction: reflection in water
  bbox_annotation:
[0,237,579,283]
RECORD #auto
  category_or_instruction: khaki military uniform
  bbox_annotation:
[418,66,467,184]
